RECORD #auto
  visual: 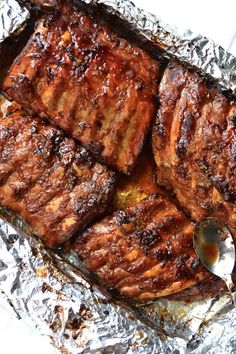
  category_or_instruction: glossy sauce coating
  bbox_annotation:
[152,62,236,240]
[201,242,219,265]
[75,194,208,301]
[2,4,159,174]
[0,100,115,247]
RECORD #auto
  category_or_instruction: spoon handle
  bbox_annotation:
[232,292,236,306]
[224,274,236,306]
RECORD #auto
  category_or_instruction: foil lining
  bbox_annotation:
[0,0,29,42]
[0,208,235,354]
[0,212,186,353]
[0,0,236,353]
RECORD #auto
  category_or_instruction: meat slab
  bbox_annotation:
[0,100,115,247]
[152,62,236,239]
[75,194,207,302]
[2,4,159,174]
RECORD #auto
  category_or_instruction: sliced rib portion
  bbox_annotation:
[152,62,236,239]
[2,4,159,174]
[0,100,115,248]
[75,194,207,302]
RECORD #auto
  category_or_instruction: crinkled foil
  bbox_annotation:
[0,211,186,353]
[0,208,235,354]
[1,0,236,353]
[0,0,29,42]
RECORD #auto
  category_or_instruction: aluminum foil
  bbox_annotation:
[0,207,235,354]
[0,0,29,42]
[1,0,236,353]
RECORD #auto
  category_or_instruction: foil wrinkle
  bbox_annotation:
[0,0,236,353]
[0,0,29,42]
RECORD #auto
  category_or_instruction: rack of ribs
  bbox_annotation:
[0,99,115,248]
[152,62,236,240]
[2,4,159,174]
[75,194,208,302]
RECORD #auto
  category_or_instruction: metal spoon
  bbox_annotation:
[194,217,236,304]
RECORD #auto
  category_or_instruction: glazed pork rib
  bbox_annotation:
[152,63,236,239]
[0,100,115,248]
[2,4,159,174]
[75,194,207,302]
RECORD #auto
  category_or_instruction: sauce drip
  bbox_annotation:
[201,241,219,265]
[196,218,221,266]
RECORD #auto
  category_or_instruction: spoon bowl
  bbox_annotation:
[194,217,236,303]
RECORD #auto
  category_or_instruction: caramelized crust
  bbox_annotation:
[152,63,236,238]
[75,195,208,302]
[2,4,159,174]
[0,100,115,248]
